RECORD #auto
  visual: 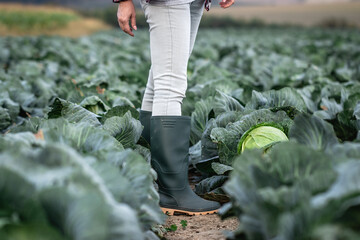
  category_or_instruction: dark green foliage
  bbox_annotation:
[1,28,360,239]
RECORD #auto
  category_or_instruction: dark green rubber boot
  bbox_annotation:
[150,115,221,215]
[139,110,152,145]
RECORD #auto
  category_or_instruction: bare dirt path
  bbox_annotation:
[163,214,239,240]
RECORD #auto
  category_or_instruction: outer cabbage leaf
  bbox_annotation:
[102,111,142,149]
[221,142,337,239]
[39,118,124,154]
[213,90,244,116]
[289,113,338,152]
[0,143,144,240]
[47,98,101,127]
[79,95,110,114]
[246,87,307,112]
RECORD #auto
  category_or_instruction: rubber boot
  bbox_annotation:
[150,115,221,215]
[139,110,152,145]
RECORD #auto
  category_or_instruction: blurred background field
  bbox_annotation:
[0,0,359,37]
[0,3,110,37]
[205,2,360,28]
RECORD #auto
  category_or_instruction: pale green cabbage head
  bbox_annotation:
[238,125,289,153]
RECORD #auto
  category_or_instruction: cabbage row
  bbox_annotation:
[1,28,360,239]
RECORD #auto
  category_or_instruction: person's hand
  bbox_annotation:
[117,0,137,37]
[219,0,235,8]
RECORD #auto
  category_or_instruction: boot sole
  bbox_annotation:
[161,207,219,216]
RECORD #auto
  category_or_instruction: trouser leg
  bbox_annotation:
[140,0,205,116]
[141,67,154,112]
[150,4,190,116]
[189,0,205,56]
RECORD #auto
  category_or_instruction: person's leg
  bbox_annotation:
[140,0,220,215]
[140,66,154,145]
[141,67,154,112]
[142,2,191,116]
[189,0,205,56]
[140,0,205,115]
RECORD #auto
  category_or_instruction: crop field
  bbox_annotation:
[1,26,360,240]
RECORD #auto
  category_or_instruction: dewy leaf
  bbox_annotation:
[0,93,20,121]
[102,111,142,149]
[312,160,360,207]
[210,127,239,166]
[267,142,336,194]
[190,97,214,144]
[246,87,307,112]
[80,95,110,114]
[100,105,140,124]
[40,118,124,154]
[335,93,360,141]
[289,113,338,152]
[213,90,244,116]
[310,224,360,240]
[335,65,354,82]
[201,118,219,162]
[0,132,40,151]
[47,98,101,127]
[297,85,319,113]
[314,98,343,120]
[195,175,228,195]
[211,162,233,175]
[354,103,360,138]
[189,140,202,167]
[7,116,44,134]
[329,142,360,163]
[0,106,11,131]
[9,60,43,78]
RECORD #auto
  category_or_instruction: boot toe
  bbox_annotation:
[201,199,221,211]
[187,194,221,212]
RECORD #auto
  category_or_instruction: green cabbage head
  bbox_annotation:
[238,123,289,153]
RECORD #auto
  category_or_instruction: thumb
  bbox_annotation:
[131,13,137,31]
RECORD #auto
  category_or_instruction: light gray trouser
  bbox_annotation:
[140,0,205,116]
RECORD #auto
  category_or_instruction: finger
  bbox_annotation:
[227,0,235,7]
[220,0,233,8]
[123,22,134,37]
[219,1,228,7]
[118,16,134,37]
[131,13,137,31]
[229,0,235,6]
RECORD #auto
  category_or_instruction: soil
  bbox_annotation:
[163,214,239,240]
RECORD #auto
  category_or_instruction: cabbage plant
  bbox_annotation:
[237,123,289,153]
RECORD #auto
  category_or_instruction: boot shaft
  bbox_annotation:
[150,115,221,213]
[150,116,191,190]
[139,110,152,145]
